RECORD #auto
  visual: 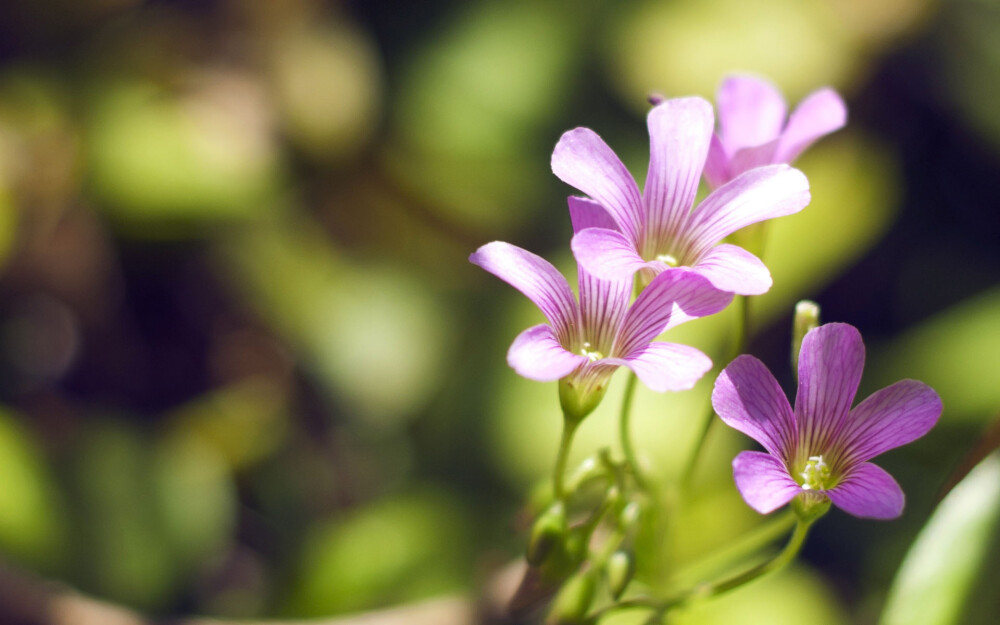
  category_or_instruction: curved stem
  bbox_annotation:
[682,516,813,602]
[618,372,647,491]
[669,509,796,584]
[680,295,750,489]
[553,418,580,500]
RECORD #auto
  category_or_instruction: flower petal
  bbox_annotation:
[728,139,779,178]
[568,196,620,234]
[837,380,942,465]
[827,462,904,519]
[716,75,787,153]
[615,270,732,356]
[795,323,865,458]
[645,97,714,248]
[571,227,651,282]
[507,324,587,381]
[692,243,772,295]
[732,451,800,514]
[775,87,847,163]
[713,355,796,457]
[470,242,578,340]
[703,133,730,189]
[684,165,810,258]
[552,127,643,241]
[611,342,712,392]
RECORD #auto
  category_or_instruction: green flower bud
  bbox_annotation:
[792,300,821,376]
[792,492,831,524]
[548,572,596,625]
[619,501,641,530]
[559,377,607,424]
[527,502,568,565]
[606,550,634,600]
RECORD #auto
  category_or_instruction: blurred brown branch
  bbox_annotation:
[0,559,474,625]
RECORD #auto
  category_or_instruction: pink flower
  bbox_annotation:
[712,323,941,519]
[704,75,847,189]
[470,200,732,402]
[554,97,811,296]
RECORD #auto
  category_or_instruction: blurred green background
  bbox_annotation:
[0,0,998,623]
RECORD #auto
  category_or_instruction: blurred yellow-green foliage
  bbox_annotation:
[0,0,998,623]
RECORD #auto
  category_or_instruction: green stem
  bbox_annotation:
[680,295,750,488]
[619,372,648,491]
[668,509,796,585]
[554,418,580,500]
[683,516,813,602]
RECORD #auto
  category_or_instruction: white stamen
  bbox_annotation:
[580,341,604,362]
[800,455,831,491]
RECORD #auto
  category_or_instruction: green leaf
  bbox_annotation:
[879,453,1000,625]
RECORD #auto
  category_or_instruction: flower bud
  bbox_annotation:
[547,572,596,625]
[559,377,607,424]
[605,550,634,600]
[527,502,567,565]
[792,300,821,376]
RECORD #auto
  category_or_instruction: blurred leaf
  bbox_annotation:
[0,407,66,570]
[757,133,900,319]
[220,216,452,427]
[73,420,175,609]
[284,490,470,617]
[386,0,578,232]
[871,286,1000,421]
[609,0,859,108]
[269,19,382,161]
[86,77,281,234]
[163,378,290,471]
[879,453,1000,625]
[153,433,236,576]
[72,419,236,610]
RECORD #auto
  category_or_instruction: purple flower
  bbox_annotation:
[554,97,811,296]
[712,323,942,519]
[704,75,847,190]
[470,200,733,408]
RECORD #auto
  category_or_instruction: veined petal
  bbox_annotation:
[732,451,800,514]
[728,139,779,178]
[507,324,587,382]
[685,165,810,258]
[837,380,942,466]
[692,244,772,295]
[615,270,732,356]
[716,75,787,153]
[827,462,904,520]
[613,342,712,392]
[552,127,643,241]
[568,196,620,234]
[571,227,650,282]
[776,87,847,164]
[570,197,632,352]
[704,133,731,189]
[713,355,796,457]
[645,97,714,247]
[795,323,865,459]
[470,242,578,341]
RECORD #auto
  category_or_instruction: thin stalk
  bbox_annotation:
[553,418,580,500]
[668,509,796,585]
[682,516,812,601]
[680,295,750,489]
[618,372,647,491]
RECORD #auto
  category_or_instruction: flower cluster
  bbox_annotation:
[472,72,941,622]
[473,72,936,527]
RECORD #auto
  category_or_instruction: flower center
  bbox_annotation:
[655,253,679,267]
[799,455,832,491]
[580,341,604,362]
